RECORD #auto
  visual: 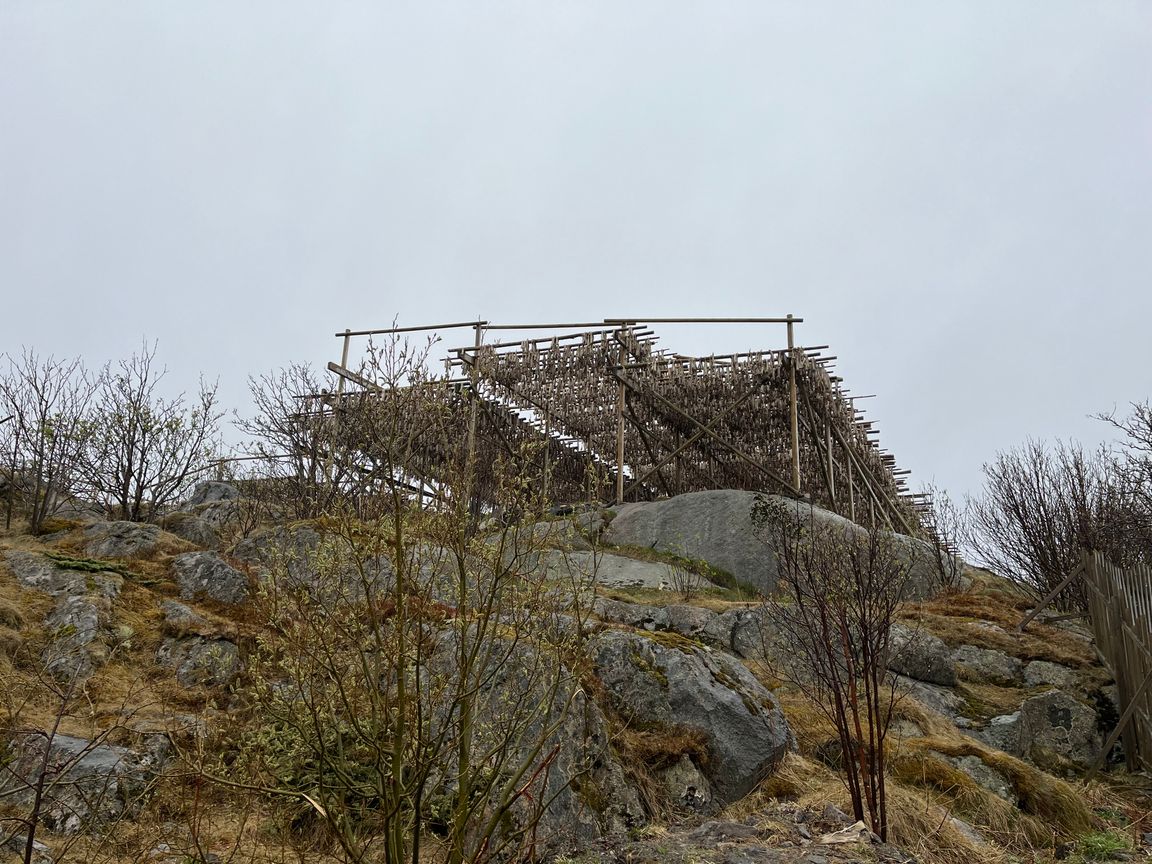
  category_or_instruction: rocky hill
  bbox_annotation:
[0,485,1147,864]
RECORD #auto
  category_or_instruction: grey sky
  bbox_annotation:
[2,2,1150,501]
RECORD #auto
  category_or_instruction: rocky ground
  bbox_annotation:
[1,485,1149,864]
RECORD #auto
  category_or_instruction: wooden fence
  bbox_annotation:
[1081,549,1152,774]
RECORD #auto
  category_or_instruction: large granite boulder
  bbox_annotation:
[171,551,249,605]
[81,522,165,560]
[158,512,222,550]
[953,645,1023,687]
[589,629,791,804]
[888,623,957,686]
[156,636,240,687]
[604,491,771,591]
[1,733,167,834]
[186,481,240,508]
[1016,690,1103,772]
[604,491,945,597]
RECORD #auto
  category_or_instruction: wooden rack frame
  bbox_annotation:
[324,317,919,531]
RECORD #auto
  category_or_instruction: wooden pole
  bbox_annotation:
[466,322,483,519]
[1015,561,1086,632]
[615,329,627,504]
[847,449,855,522]
[787,314,801,492]
[826,419,836,504]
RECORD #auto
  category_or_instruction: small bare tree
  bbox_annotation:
[751,497,914,842]
[0,351,94,533]
[76,342,222,521]
[967,439,1134,610]
[236,364,364,520]
[190,336,598,864]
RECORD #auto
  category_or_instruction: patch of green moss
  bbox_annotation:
[43,550,132,577]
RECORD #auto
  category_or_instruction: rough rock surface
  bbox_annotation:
[171,552,249,605]
[5,550,70,593]
[1016,690,1103,771]
[43,593,111,683]
[604,491,772,591]
[186,481,240,508]
[952,645,1023,686]
[604,491,945,597]
[589,629,791,804]
[888,624,957,686]
[1,733,167,834]
[158,512,222,550]
[895,675,965,721]
[539,550,713,590]
[231,525,392,599]
[156,636,240,687]
[976,713,1022,754]
[1024,660,1081,690]
[81,522,165,560]
[945,754,1017,804]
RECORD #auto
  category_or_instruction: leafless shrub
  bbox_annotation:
[76,342,222,521]
[751,496,914,842]
[966,439,1137,611]
[0,351,94,534]
[184,336,597,864]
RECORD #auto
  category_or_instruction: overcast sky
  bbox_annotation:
[2,2,1150,501]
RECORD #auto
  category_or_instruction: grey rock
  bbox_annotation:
[888,623,957,686]
[156,637,240,688]
[895,675,964,720]
[604,491,946,597]
[538,550,706,590]
[976,713,1022,754]
[186,481,240,508]
[573,509,608,537]
[700,605,792,669]
[1017,690,1102,771]
[231,525,392,601]
[604,490,773,591]
[593,597,669,631]
[590,629,791,804]
[665,604,718,639]
[82,521,164,560]
[1024,660,1080,690]
[171,552,249,605]
[158,512,222,550]
[192,499,244,529]
[1,732,167,834]
[1,832,54,864]
[945,754,1017,804]
[42,594,110,684]
[952,645,1023,686]
[160,600,208,631]
[4,550,88,596]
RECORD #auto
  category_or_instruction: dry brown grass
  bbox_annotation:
[595,584,755,613]
[901,586,1097,668]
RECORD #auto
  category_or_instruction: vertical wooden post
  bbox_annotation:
[825,419,836,504]
[615,328,628,504]
[337,329,351,396]
[787,314,801,493]
[542,400,551,507]
[847,452,856,523]
[323,329,353,487]
[466,322,482,470]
